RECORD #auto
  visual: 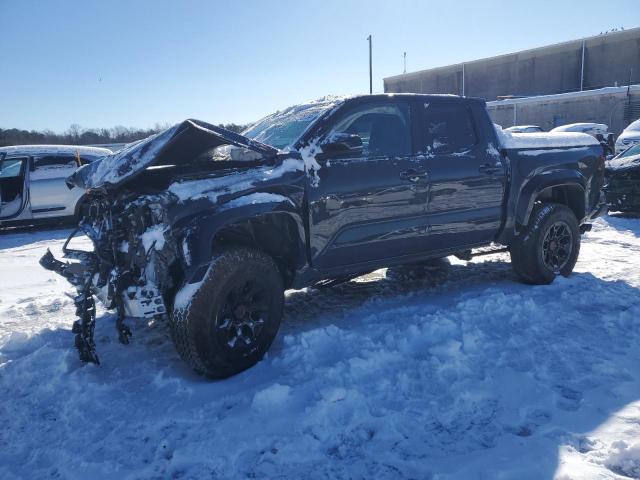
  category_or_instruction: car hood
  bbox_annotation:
[616,131,640,143]
[67,119,278,191]
[606,152,640,174]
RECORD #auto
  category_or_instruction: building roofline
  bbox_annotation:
[485,84,640,107]
[384,27,640,83]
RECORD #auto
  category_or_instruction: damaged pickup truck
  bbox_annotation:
[42,94,607,378]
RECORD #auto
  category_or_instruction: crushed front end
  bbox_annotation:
[41,191,179,363]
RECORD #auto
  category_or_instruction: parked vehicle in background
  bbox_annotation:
[504,125,544,133]
[551,123,615,156]
[0,145,112,227]
[604,143,640,212]
[41,94,606,377]
[614,119,640,155]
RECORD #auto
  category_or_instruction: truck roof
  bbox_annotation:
[348,93,486,105]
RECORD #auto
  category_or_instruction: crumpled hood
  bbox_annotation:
[67,119,278,190]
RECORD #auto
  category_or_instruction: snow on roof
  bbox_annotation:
[487,85,640,107]
[0,144,112,156]
[550,123,609,133]
[494,124,600,149]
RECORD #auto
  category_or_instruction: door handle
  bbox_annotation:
[400,168,429,182]
[478,163,503,175]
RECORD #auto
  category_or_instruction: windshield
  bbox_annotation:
[243,96,345,150]
[618,143,640,158]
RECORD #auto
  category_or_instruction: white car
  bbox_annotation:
[614,119,640,155]
[0,145,112,227]
[551,123,615,155]
[504,125,544,133]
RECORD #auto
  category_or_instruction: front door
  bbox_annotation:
[0,156,29,220]
[306,98,431,272]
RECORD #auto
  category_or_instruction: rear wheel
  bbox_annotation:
[170,247,284,378]
[510,202,581,284]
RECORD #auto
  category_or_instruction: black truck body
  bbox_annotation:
[42,94,607,376]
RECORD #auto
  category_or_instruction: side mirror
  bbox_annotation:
[320,133,363,157]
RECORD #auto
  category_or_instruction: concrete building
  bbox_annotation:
[487,85,640,135]
[384,28,640,134]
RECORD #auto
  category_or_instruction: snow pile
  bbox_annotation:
[494,124,599,149]
[140,225,167,252]
[606,441,640,478]
[1,216,640,478]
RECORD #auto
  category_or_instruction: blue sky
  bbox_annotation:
[1,0,638,132]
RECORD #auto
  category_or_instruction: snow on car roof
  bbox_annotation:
[494,124,599,149]
[0,144,113,156]
[624,119,640,131]
[550,123,609,133]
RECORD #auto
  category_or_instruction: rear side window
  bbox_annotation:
[34,154,79,169]
[422,103,477,154]
[325,103,412,157]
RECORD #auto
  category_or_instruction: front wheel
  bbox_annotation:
[510,203,581,284]
[170,247,284,378]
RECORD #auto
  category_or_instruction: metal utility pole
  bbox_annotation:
[403,52,407,74]
[367,35,373,94]
[580,40,586,91]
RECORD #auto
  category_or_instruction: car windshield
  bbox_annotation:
[618,144,640,158]
[243,97,344,150]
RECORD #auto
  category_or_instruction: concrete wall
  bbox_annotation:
[384,28,640,100]
[486,86,640,136]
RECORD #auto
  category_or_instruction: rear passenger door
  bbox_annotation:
[30,154,83,218]
[306,98,431,271]
[419,100,506,249]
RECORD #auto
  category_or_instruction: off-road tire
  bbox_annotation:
[510,202,581,284]
[170,247,284,378]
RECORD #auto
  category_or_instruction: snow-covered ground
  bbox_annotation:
[1,215,640,479]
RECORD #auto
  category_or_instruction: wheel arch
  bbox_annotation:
[179,200,306,289]
[516,171,587,228]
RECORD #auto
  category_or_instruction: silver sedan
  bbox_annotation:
[0,145,112,227]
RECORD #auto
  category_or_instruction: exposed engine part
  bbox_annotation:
[40,191,178,364]
[72,289,99,364]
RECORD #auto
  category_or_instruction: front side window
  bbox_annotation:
[423,103,477,154]
[324,103,412,157]
[0,158,25,179]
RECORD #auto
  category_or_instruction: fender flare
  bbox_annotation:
[515,169,587,226]
[176,198,306,285]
